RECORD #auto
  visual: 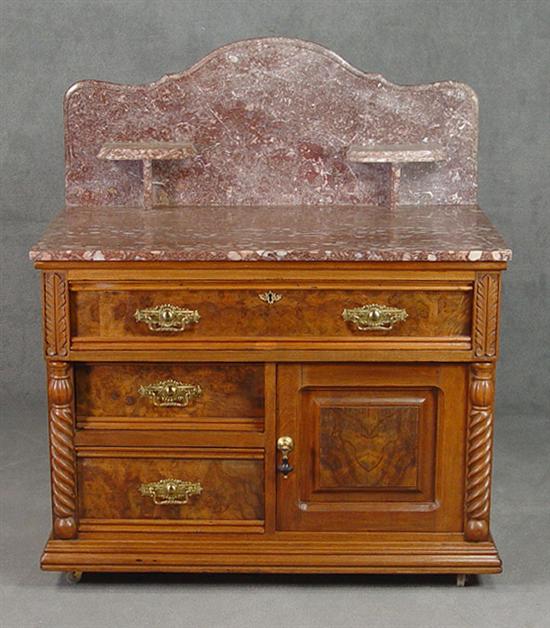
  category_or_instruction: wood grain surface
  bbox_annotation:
[75,362,264,421]
[277,363,463,532]
[35,260,505,575]
[71,285,472,340]
[78,451,264,523]
[318,405,419,490]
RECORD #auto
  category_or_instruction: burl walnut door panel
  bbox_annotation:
[277,364,467,532]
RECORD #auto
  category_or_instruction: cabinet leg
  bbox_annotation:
[456,574,467,587]
[65,570,83,584]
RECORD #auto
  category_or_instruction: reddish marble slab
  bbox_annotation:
[64,38,478,208]
[29,204,511,263]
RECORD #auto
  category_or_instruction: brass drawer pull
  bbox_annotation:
[140,479,203,505]
[342,303,408,331]
[134,303,200,332]
[138,379,202,407]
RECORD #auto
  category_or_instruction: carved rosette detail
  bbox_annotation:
[465,363,495,541]
[473,273,500,358]
[43,272,69,357]
[48,362,77,539]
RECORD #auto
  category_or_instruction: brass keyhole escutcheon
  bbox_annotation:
[277,436,294,478]
[259,291,283,305]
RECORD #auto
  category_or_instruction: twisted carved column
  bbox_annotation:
[465,362,495,541]
[48,361,77,539]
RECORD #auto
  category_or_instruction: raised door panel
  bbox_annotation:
[277,364,466,532]
[310,389,435,501]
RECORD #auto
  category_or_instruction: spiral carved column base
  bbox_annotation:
[48,361,77,539]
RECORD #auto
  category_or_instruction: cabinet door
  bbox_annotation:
[277,364,467,532]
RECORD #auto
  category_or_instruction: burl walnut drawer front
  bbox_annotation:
[70,282,473,347]
[74,363,264,431]
[77,448,265,533]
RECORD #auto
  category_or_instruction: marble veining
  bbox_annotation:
[29,204,511,263]
[64,38,478,208]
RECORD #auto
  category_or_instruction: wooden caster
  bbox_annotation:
[456,574,468,587]
[65,570,83,584]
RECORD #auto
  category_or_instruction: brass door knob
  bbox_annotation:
[277,436,294,478]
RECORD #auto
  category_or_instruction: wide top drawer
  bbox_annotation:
[69,280,473,350]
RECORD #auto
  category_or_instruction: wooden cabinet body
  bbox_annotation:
[36,262,505,575]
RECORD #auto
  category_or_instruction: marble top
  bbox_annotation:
[29,204,511,263]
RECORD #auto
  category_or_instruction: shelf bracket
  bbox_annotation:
[347,143,445,209]
[98,141,197,209]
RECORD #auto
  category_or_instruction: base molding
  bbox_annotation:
[41,534,502,575]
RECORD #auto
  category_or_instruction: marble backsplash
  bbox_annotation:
[64,38,478,208]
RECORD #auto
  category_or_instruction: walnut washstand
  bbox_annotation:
[30,38,510,585]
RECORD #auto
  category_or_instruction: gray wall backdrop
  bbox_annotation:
[1,0,549,419]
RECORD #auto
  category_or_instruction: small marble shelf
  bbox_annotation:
[97,142,196,161]
[98,142,197,208]
[347,144,445,209]
[346,143,445,164]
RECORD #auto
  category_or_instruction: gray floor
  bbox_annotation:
[1,405,549,628]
